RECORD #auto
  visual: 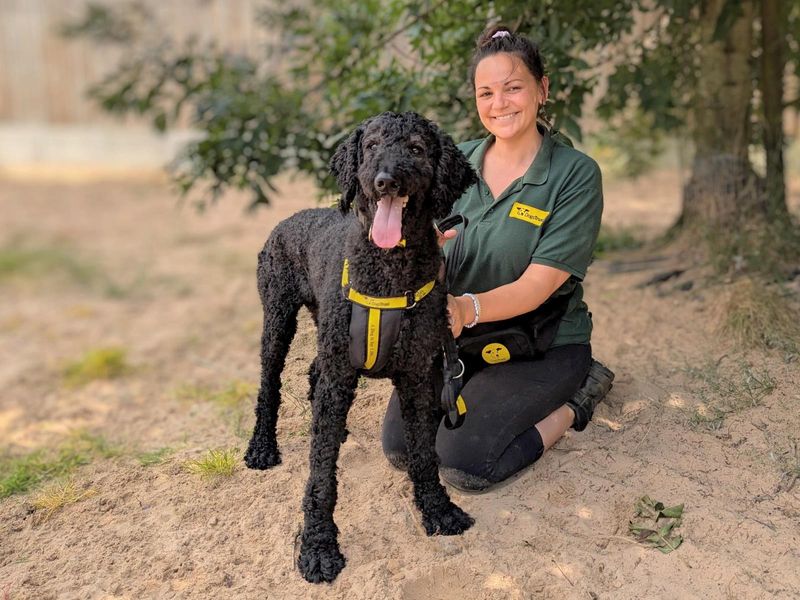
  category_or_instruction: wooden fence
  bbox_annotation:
[0,0,272,125]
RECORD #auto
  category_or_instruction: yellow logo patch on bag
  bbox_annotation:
[509,201,549,227]
[482,343,511,364]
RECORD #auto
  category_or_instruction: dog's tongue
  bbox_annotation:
[372,196,405,248]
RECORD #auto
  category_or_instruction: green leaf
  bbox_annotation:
[659,504,685,519]
[657,535,683,554]
[630,495,686,553]
[658,521,676,537]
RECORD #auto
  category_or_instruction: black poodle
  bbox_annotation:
[244,112,477,583]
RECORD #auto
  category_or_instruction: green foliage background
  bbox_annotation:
[63,1,800,209]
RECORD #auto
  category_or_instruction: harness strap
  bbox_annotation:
[342,259,435,310]
[349,303,402,372]
[343,258,436,372]
[365,307,381,369]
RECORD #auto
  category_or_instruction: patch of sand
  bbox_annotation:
[1,173,798,599]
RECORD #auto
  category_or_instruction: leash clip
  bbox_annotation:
[451,358,465,380]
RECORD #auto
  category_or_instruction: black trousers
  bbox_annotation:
[381,343,592,490]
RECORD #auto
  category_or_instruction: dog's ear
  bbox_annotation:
[329,122,367,214]
[431,128,478,220]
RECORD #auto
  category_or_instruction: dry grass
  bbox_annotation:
[173,380,256,438]
[31,478,97,524]
[0,237,129,297]
[770,439,800,494]
[716,278,800,351]
[172,380,255,407]
[683,359,777,431]
[62,347,131,386]
[0,431,116,499]
[184,448,239,480]
[136,447,175,467]
[0,241,98,285]
[594,226,644,258]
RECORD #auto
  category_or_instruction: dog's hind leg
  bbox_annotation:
[297,363,357,583]
[245,246,302,470]
[395,374,474,536]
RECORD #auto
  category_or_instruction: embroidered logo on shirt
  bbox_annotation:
[509,201,549,227]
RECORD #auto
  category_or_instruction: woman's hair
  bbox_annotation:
[468,25,546,87]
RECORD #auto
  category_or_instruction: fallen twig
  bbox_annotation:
[551,558,575,587]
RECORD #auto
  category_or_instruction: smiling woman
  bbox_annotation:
[381,25,615,492]
[474,54,547,160]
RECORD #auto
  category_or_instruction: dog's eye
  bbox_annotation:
[366,142,379,151]
[410,145,424,156]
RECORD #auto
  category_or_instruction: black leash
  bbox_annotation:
[441,332,466,429]
[435,214,469,429]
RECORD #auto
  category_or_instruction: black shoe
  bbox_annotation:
[439,467,494,493]
[567,359,615,431]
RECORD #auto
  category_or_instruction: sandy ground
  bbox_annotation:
[1,170,799,600]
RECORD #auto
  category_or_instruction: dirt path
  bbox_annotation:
[1,173,798,599]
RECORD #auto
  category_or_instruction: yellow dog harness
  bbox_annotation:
[341,258,436,372]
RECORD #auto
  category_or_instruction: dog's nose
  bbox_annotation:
[374,172,399,195]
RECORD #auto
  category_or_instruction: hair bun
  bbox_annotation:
[477,25,513,49]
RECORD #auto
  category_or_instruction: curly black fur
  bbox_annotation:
[244,112,477,583]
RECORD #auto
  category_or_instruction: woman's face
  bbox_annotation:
[474,53,548,143]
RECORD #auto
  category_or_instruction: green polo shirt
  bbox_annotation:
[445,128,603,347]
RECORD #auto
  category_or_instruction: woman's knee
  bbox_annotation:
[437,425,545,492]
[435,426,496,491]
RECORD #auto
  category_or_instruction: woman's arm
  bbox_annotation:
[447,263,570,338]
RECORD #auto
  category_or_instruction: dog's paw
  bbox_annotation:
[297,540,346,583]
[244,441,281,470]
[422,502,474,536]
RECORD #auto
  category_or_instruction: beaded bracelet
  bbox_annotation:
[462,293,480,328]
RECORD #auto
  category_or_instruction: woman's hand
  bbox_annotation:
[446,293,472,338]
[436,227,458,248]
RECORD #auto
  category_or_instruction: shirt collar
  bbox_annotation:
[469,125,554,187]
[522,126,553,186]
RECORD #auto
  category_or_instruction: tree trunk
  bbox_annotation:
[682,0,762,233]
[759,0,788,222]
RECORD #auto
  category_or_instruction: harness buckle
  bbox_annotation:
[404,291,417,309]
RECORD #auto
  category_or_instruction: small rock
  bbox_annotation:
[223,573,234,588]
[208,516,219,526]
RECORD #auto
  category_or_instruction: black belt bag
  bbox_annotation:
[456,293,571,373]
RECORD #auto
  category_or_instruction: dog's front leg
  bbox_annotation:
[297,366,357,584]
[395,375,474,536]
